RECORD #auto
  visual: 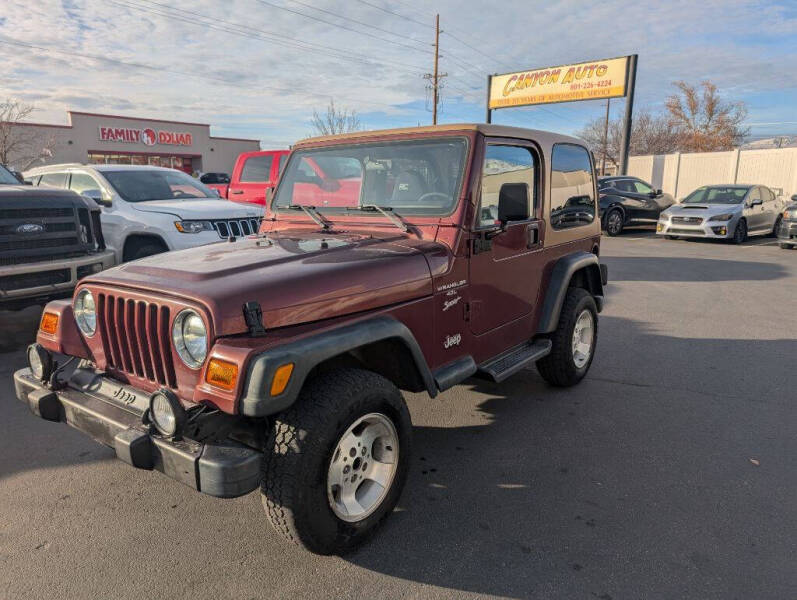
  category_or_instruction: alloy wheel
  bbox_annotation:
[327,413,399,523]
[571,309,595,369]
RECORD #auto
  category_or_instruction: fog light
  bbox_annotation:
[40,312,59,335]
[27,343,53,381]
[148,389,186,437]
[270,363,294,396]
[712,226,727,235]
[206,358,238,391]
[656,223,664,232]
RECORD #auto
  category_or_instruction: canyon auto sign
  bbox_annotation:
[98,126,193,146]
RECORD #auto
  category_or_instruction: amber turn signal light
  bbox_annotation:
[270,363,294,396]
[40,312,59,335]
[205,358,239,391]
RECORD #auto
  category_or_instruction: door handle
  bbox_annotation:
[527,224,540,248]
[231,190,244,195]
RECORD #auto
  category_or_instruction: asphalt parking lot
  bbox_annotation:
[1,231,795,600]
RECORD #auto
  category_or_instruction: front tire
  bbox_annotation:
[780,242,794,250]
[261,368,412,555]
[732,220,747,244]
[604,209,624,236]
[771,216,782,237]
[537,287,598,387]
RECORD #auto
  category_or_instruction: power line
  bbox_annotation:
[112,0,429,75]
[350,0,433,28]
[442,30,514,70]
[284,0,430,52]
[253,0,434,56]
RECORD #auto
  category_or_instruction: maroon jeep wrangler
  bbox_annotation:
[15,124,606,554]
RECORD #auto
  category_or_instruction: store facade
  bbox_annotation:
[10,111,261,174]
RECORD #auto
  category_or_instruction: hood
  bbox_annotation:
[86,230,436,336]
[664,203,742,217]
[131,199,262,219]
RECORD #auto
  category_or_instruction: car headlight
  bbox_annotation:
[710,213,735,222]
[27,343,53,381]
[784,208,797,221]
[172,309,207,368]
[174,220,214,233]
[74,289,97,336]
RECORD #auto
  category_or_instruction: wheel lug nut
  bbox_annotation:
[343,465,350,474]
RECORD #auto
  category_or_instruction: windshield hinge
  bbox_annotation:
[243,301,267,336]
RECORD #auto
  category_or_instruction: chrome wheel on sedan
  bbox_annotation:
[327,413,399,522]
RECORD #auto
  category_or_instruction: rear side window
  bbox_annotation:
[550,144,595,229]
[39,172,68,188]
[240,155,273,183]
[69,173,102,194]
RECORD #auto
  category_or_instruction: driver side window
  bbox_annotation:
[633,180,653,194]
[479,145,536,228]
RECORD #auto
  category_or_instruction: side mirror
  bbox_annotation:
[791,194,797,202]
[83,189,111,207]
[656,189,663,196]
[497,182,530,226]
[749,198,763,208]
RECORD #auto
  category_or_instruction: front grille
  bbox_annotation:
[669,228,705,235]
[212,218,262,239]
[0,202,98,264]
[672,216,704,225]
[97,293,176,388]
[0,269,70,291]
[0,251,87,266]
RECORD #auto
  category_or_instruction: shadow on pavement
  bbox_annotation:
[605,255,788,282]
[340,315,796,598]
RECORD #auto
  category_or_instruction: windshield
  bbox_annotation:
[103,169,216,202]
[683,186,749,204]
[0,164,20,185]
[273,137,468,216]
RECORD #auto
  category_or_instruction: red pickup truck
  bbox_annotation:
[208,150,289,205]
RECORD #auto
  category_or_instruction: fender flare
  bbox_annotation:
[239,316,436,417]
[537,251,606,335]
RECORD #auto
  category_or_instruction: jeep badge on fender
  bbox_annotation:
[15,124,606,555]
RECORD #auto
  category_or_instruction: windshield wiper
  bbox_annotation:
[346,205,409,233]
[287,204,331,230]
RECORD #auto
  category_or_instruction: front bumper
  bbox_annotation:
[14,367,262,498]
[656,218,735,239]
[0,250,115,304]
[777,219,797,242]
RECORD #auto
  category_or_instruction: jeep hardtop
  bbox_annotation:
[15,123,607,554]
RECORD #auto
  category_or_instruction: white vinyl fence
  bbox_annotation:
[627,147,797,201]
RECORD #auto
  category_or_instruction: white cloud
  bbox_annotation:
[2,0,796,144]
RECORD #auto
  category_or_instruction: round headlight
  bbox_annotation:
[148,389,185,437]
[172,309,207,369]
[27,343,53,381]
[74,289,97,336]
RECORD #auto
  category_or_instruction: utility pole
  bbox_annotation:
[618,54,638,175]
[601,98,610,175]
[424,14,446,124]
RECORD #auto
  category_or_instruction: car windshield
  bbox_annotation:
[682,186,749,204]
[0,164,20,184]
[103,169,216,202]
[273,137,469,216]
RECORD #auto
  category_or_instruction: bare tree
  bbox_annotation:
[665,81,749,152]
[310,99,362,136]
[577,109,681,170]
[0,99,58,170]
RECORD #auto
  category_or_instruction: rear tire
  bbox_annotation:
[780,242,794,249]
[666,235,679,240]
[604,209,624,236]
[537,287,598,387]
[261,368,412,555]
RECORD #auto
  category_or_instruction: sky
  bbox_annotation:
[2,0,796,148]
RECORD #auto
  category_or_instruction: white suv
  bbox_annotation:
[25,164,263,262]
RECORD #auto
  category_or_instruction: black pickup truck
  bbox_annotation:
[1,164,114,310]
